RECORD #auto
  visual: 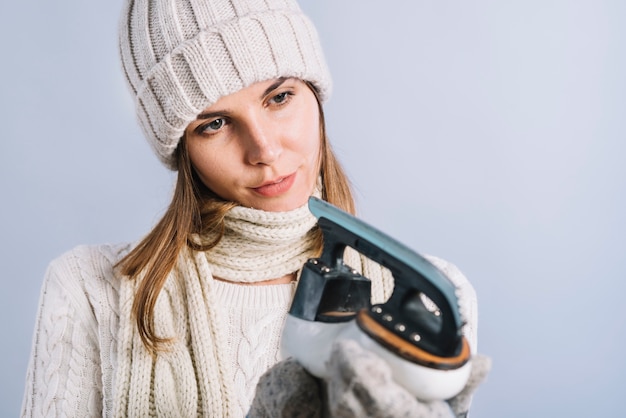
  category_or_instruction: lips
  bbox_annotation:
[252,173,297,197]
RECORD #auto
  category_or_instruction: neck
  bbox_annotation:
[214,272,296,286]
[198,201,318,283]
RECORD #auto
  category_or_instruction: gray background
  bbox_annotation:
[2,1,625,416]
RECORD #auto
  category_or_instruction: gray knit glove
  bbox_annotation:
[248,339,490,418]
[247,357,324,418]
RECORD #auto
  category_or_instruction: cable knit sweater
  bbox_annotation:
[21,237,477,417]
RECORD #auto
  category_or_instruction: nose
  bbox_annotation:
[243,116,282,165]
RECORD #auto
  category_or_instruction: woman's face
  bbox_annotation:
[185,78,321,212]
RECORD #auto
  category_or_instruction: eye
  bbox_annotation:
[198,118,226,134]
[269,91,293,106]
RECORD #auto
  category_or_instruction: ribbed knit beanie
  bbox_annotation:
[119,0,332,169]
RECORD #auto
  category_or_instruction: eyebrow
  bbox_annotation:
[195,77,290,120]
[196,110,230,120]
[261,77,289,99]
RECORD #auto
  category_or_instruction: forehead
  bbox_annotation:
[198,78,299,114]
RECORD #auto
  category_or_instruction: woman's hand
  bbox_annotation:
[249,339,491,418]
[248,357,323,418]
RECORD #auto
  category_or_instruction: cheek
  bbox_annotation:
[307,133,322,167]
[308,123,322,167]
[285,122,320,169]
[187,143,230,187]
[293,105,321,160]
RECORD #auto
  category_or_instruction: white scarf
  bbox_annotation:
[113,202,319,417]
[202,202,319,282]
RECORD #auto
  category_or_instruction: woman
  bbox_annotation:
[21,0,484,417]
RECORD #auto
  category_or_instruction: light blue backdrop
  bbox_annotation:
[1,1,624,416]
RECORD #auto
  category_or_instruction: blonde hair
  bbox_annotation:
[118,83,355,353]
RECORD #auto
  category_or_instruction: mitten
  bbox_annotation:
[326,339,454,418]
[248,340,490,418]
[248,357,323,418]
[447,354,491,417]
[326,339,491,418]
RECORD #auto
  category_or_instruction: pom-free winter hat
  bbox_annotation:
[119,0,332,169]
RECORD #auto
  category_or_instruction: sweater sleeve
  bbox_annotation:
[21,250,105,417]
[425,255,479,354]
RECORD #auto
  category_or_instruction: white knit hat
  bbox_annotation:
[119,0,332,169]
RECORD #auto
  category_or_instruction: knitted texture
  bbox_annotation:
[21,244,128,417]
[21,238,474,417]
[325,340,456,418]
[426,255,478,351]
[200,201,318,282]
[113,201,319,416]
[212,280,296,416]
[249,358,323,418]
[118,0,332,169]
[114,247,237,417]
[249,341,491,418]
[248,257,481,418]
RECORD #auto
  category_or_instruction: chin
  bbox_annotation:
[255,196,309,212]
[248,188,314,212]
